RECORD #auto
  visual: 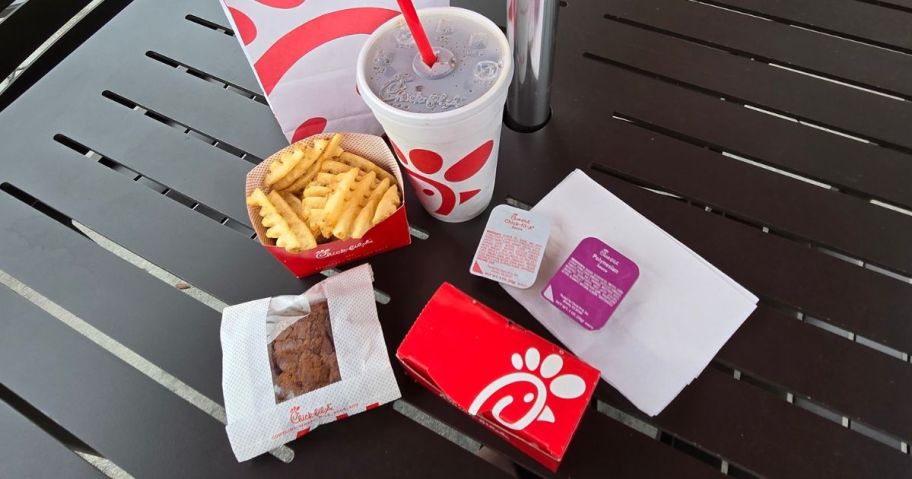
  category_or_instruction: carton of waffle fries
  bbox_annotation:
[246,132,411,277]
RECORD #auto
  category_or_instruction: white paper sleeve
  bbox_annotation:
[221,264,401,461]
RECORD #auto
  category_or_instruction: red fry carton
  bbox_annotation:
[397,283,600,471]
[246,132,411,277]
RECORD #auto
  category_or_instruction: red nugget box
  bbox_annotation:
[397,283,600,471]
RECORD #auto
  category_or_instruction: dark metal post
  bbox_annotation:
[505,0,559,132]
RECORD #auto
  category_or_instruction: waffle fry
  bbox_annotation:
[310,171,345,188]
[271,139,326,190]
[264,146,304,187]
[351,178,391,239]
[282,159,322,194]
[373,185,400,225]
[321,160,359,175]
[301,184,330,230]
[282,133,344,193]
[338,151,396,185]
[268,191,317,250]
[303,184,332,198]
[333,171,377,240]
[321,160,380,181]
[280,192,304,219]
[246,188,316,252]
[250,133,402,252]
[313,168,358,237]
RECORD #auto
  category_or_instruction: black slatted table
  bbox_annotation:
[1,0,911,477]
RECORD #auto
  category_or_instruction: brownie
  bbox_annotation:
[270,301,341,402]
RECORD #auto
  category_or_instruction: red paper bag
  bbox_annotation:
[220,0,448,142]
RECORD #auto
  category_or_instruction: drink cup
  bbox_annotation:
[356,7,513,222]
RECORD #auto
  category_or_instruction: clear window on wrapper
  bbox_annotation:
[267,300,341,403]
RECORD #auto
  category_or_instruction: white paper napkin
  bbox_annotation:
[503,170,758,416]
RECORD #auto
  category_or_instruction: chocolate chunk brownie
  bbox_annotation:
[270,301,341,402]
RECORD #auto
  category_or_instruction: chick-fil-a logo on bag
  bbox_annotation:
[391,140,493,217]
[468,347,585,430]
[290,403,333,424]
[289,405,306,424]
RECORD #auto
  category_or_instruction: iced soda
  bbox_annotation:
[356,7,513,222]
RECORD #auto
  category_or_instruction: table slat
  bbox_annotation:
[104,58,282,159]
[59,97,255,225]
[0,400,104,479]
[590,120,912,276]
[399,382,721,478]
[567,409,721,478]
[491,120,912,354]
[151,12,263,94]
[0,141,301,303]
[603,0,912,98]
[585,60,912,211]
[600,368,912,478]
[720,305,912,442]
[0,192,227,401]
[585,170,912,360]
[706,0,912,51]
[591,17,912,151]
[873,0,912,11]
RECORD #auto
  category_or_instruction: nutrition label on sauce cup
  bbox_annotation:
[470,205,550,289]
[542,237,639,330]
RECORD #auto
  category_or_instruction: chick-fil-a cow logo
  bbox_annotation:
[391,140,493,216]
[468,347,586,430]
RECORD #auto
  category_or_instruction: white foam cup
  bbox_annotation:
[357,7,513,222]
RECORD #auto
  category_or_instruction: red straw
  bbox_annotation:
[396,0,437,67]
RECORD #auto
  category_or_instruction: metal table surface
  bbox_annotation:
[1,0,911,477]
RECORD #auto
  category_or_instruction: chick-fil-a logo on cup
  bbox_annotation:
[391,140,494,219]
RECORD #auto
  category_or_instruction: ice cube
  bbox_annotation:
[395,28,415,46]
[469,33,488,50]
[436,18,454,34]
[372,49,392,65]
[473,60,500,82]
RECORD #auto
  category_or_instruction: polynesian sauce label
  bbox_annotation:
[542,237,639,330]
[470,205,550,289]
